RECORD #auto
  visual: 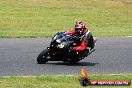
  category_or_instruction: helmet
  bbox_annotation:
[75,21,86,34]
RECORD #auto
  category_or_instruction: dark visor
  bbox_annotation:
[75,28,82,31]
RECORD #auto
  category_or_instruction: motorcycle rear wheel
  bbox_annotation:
[37,49,49,64]
[69,59,80,64]
[63,59,80,64]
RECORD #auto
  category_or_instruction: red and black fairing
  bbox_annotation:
[48,32,78,61]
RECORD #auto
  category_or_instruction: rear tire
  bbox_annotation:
[88,34,95,49]
[37,49,49,64]
[63,59,80,64]
[69,59,80,64]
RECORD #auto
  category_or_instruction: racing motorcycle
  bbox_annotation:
[37,32,96,64]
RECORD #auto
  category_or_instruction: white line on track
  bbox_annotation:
[125,36,132,37]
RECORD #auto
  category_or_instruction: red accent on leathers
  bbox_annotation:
[73,41,87,51]
[64,30,76,35]
[65,29,88,51]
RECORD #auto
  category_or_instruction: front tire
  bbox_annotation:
[37,49,49,64]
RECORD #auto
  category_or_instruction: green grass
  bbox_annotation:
[0,74,132,88]
[0,0,132,38]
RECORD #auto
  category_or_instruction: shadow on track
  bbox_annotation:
[46,62,99,66]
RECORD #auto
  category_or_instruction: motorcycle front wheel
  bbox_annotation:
[37,49,49,64]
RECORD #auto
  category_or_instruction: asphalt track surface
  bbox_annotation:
[0,37,132,76]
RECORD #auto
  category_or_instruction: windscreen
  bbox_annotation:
[57,33,73,42]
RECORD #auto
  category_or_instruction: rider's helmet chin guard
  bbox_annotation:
[75,21,86,35]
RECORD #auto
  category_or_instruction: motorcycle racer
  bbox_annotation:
[65,21,95,52]
[37,21,96,64]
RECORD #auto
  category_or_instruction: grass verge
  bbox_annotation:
[0,0,132,38]
[0,74,132,88]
